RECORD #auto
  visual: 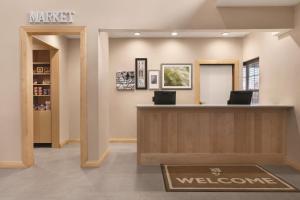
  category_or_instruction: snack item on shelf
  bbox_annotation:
[38,104,45,111]
[45,101,51,110]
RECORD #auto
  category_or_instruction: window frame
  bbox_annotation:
[243,57,259,103]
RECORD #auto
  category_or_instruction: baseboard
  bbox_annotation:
[286,159,300,171]
[0,161,26,169]
[59,140,68,148]
[109,138,137,143]
[60,139,80,148]
[67,139,80,144]
[81,148,110,168]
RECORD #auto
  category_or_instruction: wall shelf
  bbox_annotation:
[33,62,50,65]
[33,50,52,145]
[33,73,51,75]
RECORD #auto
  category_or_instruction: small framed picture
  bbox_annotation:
[116,71,135,90]
[36,67,44,73]
[148,70,160,90]
[135,58,147,89]
[161,63,193,90]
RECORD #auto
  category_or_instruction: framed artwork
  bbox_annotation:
[135,58,147,89]
[36,67,44,73]
[161,63,193,90]
[148,70,160,90]
[116,71,135,90]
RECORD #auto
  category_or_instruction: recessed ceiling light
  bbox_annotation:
[171,32,178,36]
[222,32,229,36]
[134,32,141,36]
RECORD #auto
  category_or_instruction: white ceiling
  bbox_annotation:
[217,0,300,7]
[107,31,250,38]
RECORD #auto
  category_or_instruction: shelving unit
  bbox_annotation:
[33,50,52,147]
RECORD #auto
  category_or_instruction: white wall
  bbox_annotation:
[98,32,110,154]
[200,64,232,104]
[109,38,243,138]
[0,0,296,162]
[67,39,80,140]
[242,4,300,163]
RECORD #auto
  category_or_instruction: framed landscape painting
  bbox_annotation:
[161,64,193,89]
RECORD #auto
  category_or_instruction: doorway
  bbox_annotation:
[194,59,240,104]
[20,26,88,167]
[200,64,233,104]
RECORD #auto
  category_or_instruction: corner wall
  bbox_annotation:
[98,32,110,156]
[242,4,300,164]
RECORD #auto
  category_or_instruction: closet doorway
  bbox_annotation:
[194,59,240,104]
[20,26,88,167]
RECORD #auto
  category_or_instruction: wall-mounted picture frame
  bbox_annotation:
[161,63,193,90]
[135,58,147,89]
[36,67,44,73]
[116,71,135,90]
[148,70,160,90]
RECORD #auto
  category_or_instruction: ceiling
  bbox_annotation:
[107,31,250,38]
[217,0,300,7]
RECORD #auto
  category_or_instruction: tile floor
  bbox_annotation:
[0,143,300,200]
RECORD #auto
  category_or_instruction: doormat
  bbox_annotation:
[161,165,298,192]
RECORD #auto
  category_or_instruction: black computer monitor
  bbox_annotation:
[227,91,253,105]
[152,91,176,105]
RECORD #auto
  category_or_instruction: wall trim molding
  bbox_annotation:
[109,138,137,143]
[0,161,26,169]
[81,148,110,168]
[20,26,88,168]
[286,159,300,171]
[60,139,81,148]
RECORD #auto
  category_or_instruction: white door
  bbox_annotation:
[200,65,232,104]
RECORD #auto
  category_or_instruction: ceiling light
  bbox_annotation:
[134,32,141,36]
[222,32,229,36]
[171,32,178,36]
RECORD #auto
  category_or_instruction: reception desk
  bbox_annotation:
[137,104,293,165]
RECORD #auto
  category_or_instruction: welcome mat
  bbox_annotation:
[161,165,298,192]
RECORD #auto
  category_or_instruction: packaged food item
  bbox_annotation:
[45,101,51,110]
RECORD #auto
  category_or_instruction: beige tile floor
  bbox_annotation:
[0,143,300,200]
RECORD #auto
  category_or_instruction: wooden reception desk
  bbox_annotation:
[137,104,293,165]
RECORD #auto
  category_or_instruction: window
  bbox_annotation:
[243,58,259,104]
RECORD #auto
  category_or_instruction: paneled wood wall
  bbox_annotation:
[137,107,288,165]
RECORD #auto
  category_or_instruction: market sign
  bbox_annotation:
[29,11,75,24]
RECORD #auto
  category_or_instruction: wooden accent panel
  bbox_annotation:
[109,138,137,143]
[33,111,52,143]
[79,27,88,167]
[0,162,26,169]
[50,49,60,148]
[137,107,289,165]
[141,153,285,166]
[194,59,240,104]
[20,29,34,167]
[81,148,110,168]
[20,26,88,168]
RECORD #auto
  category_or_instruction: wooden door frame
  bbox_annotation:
[20,26,88,167]
[194,59,240,104]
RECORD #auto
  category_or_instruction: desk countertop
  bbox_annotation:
[136,104,294,108]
